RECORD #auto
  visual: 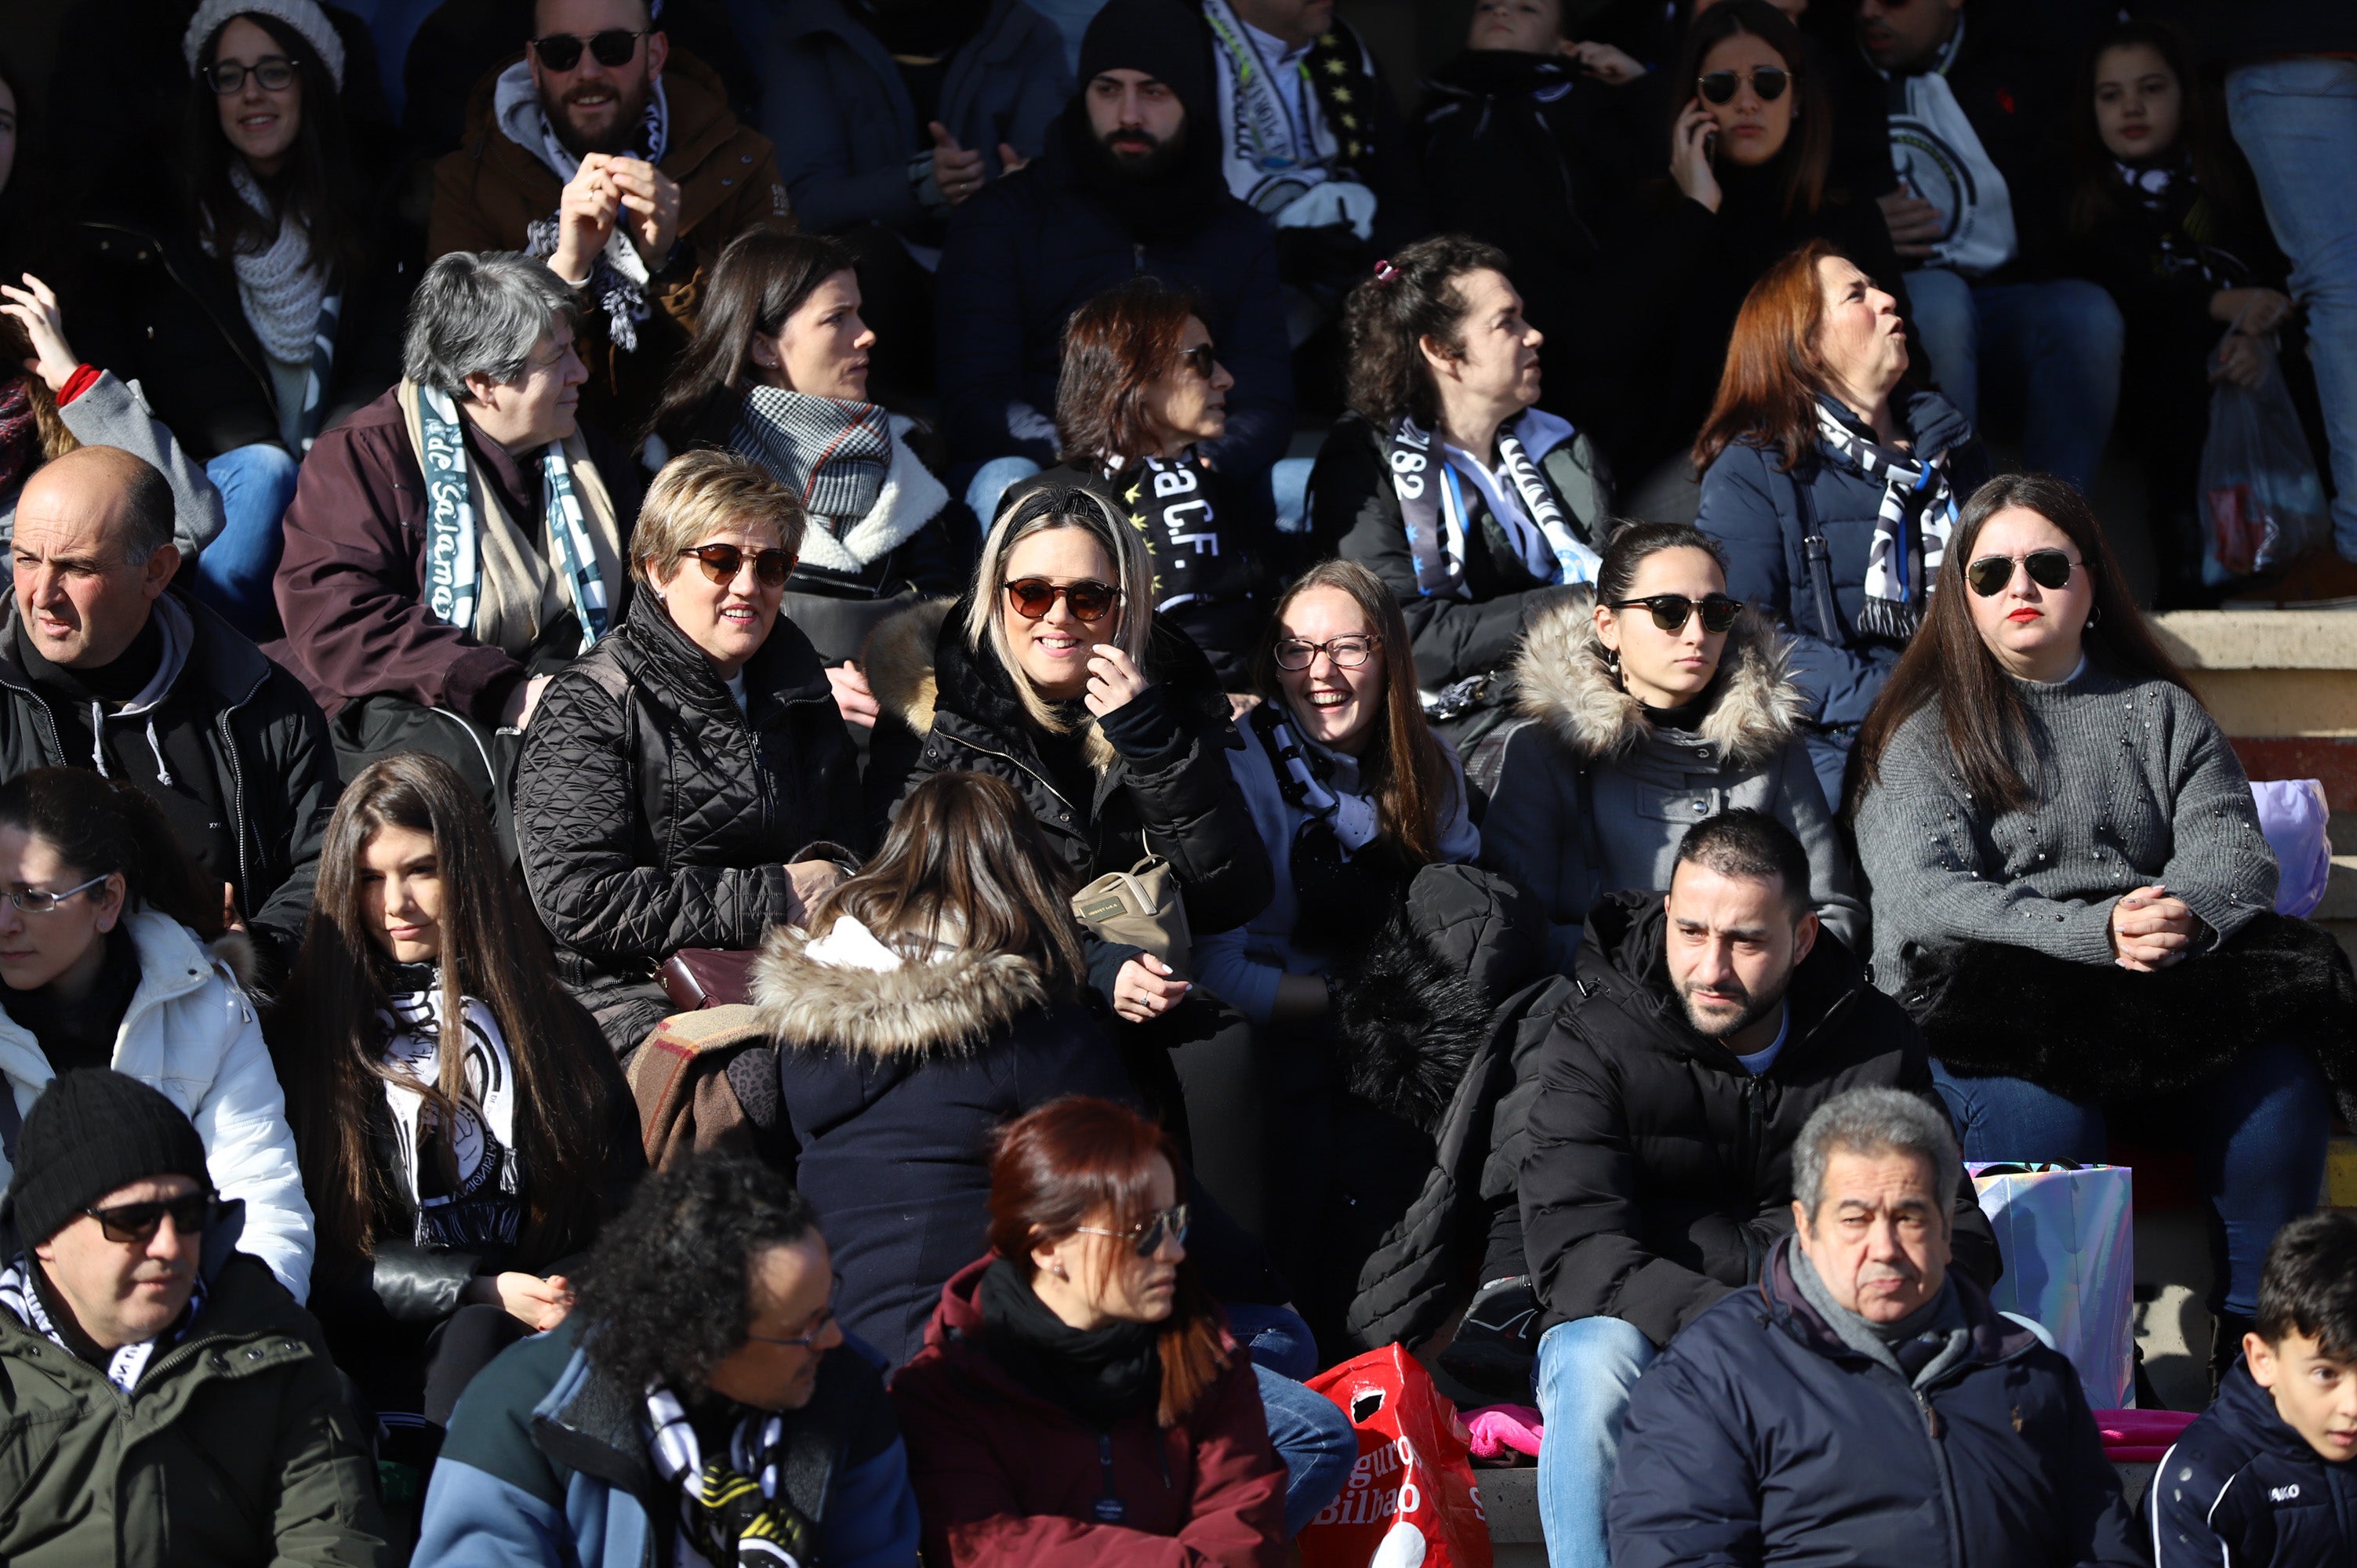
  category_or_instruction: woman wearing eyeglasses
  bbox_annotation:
[271,752,638,1486]
[1480,521,1864,972]
[0,768,312,1303]
[893,1094,1290,1566]
[1850,473,2341,1373]
[516,451,864,1058]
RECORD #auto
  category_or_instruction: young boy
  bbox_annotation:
[2149,1211,2357,1566]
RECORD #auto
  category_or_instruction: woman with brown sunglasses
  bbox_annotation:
[515,451,866,1057]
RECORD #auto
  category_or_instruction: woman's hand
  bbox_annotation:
[0,274,81,393]
[2109,885,2196,971]
[1225,691,1262,724]
[1084,644,1149,717]
[826,662,880,728]
[1669,100,1722,212]
[783,859,847,926]
[470,1271,574,1331]
[1113,953,1190,1024]
[2210,287,2295,336]
[2210,331,2270,390]
[1569,40,1646,83]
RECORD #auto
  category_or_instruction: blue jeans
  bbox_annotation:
[1534,1316,1657,1568]
[1903,269,2124,493]
[1229,1303,1354,1537]
[1271,456,1315,537]
[1930,1038,2330,1319]
[197,442,300,640]
[964,456,1044,530]
[2230,58,2357,556]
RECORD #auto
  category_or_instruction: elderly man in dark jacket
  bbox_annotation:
[1608,1086,2141,1568]
[1515,810,1996,1568]
[935,0,1291,506]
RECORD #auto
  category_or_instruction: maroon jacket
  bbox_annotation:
[889,1257,1286,1568]
[269,387,642,724]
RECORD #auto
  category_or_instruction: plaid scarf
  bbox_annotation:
[734,387,892,522]
[1814,398,1954,641]
[645,1387,819,1568]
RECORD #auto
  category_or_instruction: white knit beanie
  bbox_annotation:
[182,0,347,92]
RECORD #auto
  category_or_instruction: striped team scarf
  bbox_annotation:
[645,1387,818,1567]
[1814,399,1956,641]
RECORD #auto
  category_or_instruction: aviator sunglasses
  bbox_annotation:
[1609,593,1743,634]
[1005,578,1120,624]
[1698,66,1789,104]
[1077,1204,1190,1258]
[1966,550,2078,597]
[679,543,795,588]
[529,29,648,71]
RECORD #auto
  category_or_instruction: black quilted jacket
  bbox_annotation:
[515,597,863,1004]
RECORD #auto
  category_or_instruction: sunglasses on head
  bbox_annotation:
[1077,1203,1190,1258]
[1698,66,1790,104]
[85,1189,213,1246]
[1176,343,1218,380]
[1004,578,1120,624]
[679,543,794,588]
[1966,550,2078,597]
[203,56,298,94]
[1610,592,1743,634]
[529,29,647,71]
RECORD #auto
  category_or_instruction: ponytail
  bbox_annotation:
[0,769,223,938]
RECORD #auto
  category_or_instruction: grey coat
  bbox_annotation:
[0,371,224,560]
[763,0,1073,238]
[1476,589,1865,971]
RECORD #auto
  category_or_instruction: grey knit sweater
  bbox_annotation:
[1853,663,2279,990]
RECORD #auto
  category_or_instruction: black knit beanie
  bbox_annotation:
[2,1070,210,1245]
[1078,0,1214,126]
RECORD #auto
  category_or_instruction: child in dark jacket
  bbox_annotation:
[2150,1211,2357,1568]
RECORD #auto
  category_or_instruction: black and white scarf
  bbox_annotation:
[1103,450,1258,612]
[734,388,893,521]
[496,62,671,352]
[380,978,523,1255]
[646,1387,819,1568]
[1815,399,1955,641]
[1389,410,1597,600]
[1202,0,1379,214]
[1252,702,1379,856]
[0,1253,204,1393]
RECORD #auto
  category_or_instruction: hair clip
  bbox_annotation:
[1371,259,1400,286]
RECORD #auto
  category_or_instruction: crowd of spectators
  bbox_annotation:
[0,0,2353,1565]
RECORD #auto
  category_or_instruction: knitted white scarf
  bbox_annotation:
[219,163,329,365]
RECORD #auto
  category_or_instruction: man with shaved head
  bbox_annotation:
[0,446,337,986]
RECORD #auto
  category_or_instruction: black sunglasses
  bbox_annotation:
[1005,578,1120,624]
[680,543,795,588]
[1610,593,1743,633]
[529,29,648,71]
[1177,343,1218,380]
[1077,1204,1190,1258]
[1698,67,1790,105]
[1966,550,2079,597]
[85,1189,214,1245]
[203,56,298,94]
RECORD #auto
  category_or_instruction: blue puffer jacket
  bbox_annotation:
[2149,1358,2357,1568]
[1694,389,1990,806]
[1607,1235,2143,1568]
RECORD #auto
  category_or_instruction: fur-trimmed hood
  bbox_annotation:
[1510,585,1810,770]
[864,596,956,739]
[750,921,1049,1062]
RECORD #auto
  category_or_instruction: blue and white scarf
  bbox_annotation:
[1816,400,1955,641]
[1388,410,1598,600]
[1252,705,1379,857]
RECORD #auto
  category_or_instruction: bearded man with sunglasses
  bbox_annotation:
[429,0,788,438]
[0,1069,390,1565]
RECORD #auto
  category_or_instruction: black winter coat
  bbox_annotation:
[2150,1358,2357,1568]
[1518,891,1996,1348]
[863,599,1273,938]
[754,924,1135,1370]
[1609,1235,2144,1568]
[0,593,337,989]
[514,597,864,1018]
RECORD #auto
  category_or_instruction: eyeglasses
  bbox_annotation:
[529,29,648,72]
[1966,550,2079,597]
[1698,67,1790,104]
[1077,1204,1190,1258]
[1004,578,1120,624]
[2,873,111,916]
[1176,343,1218,381]
[85,1189,214,1246]
[1273,634,1382,671]
[1609,593,1743,633]
[202,56,298,94]
[679,543,795,589]
[743,1272,842,1350]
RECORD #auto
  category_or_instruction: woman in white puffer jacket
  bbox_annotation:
[0,769,311,1298]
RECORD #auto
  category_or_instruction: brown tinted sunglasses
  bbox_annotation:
[680,543,796,588]
[1005,578,1120,623]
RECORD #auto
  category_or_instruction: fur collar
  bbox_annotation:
[864,597,954,737]
[1510,585,1808,770]
[788,415,953,575]
[750,925,1047,1060]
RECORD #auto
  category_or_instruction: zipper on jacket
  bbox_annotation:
[938,731,1081,820]
[1913,1386,1967,1568]
[1093,1432,1126,1523]
[216,711,256,914]
[1738,1076,1764,1189]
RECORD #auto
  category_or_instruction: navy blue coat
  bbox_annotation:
[1694,389,1990,805]
[1608,1236,2144,1568]
[2150,1359,2357,1568]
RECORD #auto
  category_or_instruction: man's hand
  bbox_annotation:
[2109,885,2196,971]
[1569,39,1645,83]
[550,159,623,285]
[1879,180,1945,259]
[470,1271,574,1331]
[1113,953,1190,1024]
[997,142,1030,178]
[502,673,554,731]
[826,662,880,728]
[603,155,681,266]
[0,274,81,393]
[928,122,987,205]
[783,858,847,926]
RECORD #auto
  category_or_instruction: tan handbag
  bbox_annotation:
[1071,856,1192,980]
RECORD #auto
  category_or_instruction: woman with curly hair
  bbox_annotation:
[416,1156,921,1567]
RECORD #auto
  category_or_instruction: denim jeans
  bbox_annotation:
[2230,58,2357,556]
[1534,1315,1657,1568]
[1930,1037,2330,1318]
[197,442,300,640]
[1228,1302,1355,1537]
[1902,269,2124,493]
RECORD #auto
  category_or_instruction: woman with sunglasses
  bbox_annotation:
[1481,521,1863,971]
[893,1094,1290,1566]
[516,451,864,1058]
[1851,474,2339,1374]
[1693,238,1989,808]
[0,768,311,1301]
[272,752,638,1487]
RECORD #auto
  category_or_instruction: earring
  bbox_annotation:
[1052,1264,1069,1280]
[2086,604,2101,630]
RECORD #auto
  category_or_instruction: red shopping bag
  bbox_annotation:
[1299,1345,1492,1568]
